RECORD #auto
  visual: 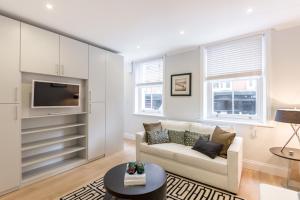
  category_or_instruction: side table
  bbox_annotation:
[270,147,300,190]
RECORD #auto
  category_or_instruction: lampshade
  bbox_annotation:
[275,109,300,124]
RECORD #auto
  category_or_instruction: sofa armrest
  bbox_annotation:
[227,136,243,193]
[136,131,146,161]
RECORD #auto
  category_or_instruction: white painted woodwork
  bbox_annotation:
[0,16,21,103]
[21,123,86,135]
[60,36,89,79]
[88,46,106,102]
[0,104,21,193]
[88,102,106,160]
[105,53,124,155]
[20,23,59,76]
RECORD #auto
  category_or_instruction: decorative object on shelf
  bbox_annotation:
[275,109,300,152]
[171,73,192,96]
[124,162,146,186]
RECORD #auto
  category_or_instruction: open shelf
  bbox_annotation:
[22,112,88,119]
[22,146,85,167]
[22,135,86,151]
[22,158,86,183]
[21,123,86,135]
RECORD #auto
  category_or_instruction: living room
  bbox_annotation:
[0,1,300,200]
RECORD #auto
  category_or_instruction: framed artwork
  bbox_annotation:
[171,73,192,96]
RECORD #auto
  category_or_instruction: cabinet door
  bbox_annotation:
[88,102,106,160]
[0,16,21,103]
[20,23,59,76]
[89,46,106,103]
[0,104,21,193]
[60,36,89,79]
[105,53,124,156]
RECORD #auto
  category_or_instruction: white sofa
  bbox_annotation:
[136,120,243,194]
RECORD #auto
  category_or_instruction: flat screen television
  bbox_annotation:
[32,80,80,108]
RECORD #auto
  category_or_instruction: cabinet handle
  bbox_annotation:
[15,106,18,120]
[89,103,91,114]
[89,91,91,102]
[15,87,18,102]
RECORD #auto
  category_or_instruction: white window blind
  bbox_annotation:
[206,35,264,80]
[135,59,163,86]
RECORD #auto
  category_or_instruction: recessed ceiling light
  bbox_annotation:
[179,30,185,35]
[46,3,53,10]
[246,8,253,14]
[136,45,141,49]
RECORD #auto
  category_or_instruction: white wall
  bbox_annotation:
[124,26,300,177]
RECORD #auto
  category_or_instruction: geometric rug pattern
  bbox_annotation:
[60,173,245,200]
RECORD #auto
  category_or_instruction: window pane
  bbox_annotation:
[212,79,257,116]
[214,91,233,114]
[141,86,162,112]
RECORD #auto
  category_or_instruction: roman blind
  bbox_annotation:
[206,35,264,80]
[135,58,163,86]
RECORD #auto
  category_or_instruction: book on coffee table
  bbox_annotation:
[124,164,146,186]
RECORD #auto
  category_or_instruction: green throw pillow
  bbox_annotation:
[168,130,185,145]
[147,129,169,145]
[184,131,210,146]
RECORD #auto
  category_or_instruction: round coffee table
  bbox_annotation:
[103,163,167,200]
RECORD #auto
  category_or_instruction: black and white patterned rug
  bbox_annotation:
[60,173,245,200]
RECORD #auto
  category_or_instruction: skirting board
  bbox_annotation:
[243,159,288,178]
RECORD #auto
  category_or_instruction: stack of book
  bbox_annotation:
[124,164,146,186]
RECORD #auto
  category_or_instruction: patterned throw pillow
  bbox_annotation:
[147,129,169,145]
[184,131,210,146]
[168,130,185,145]
[143,122,162,143]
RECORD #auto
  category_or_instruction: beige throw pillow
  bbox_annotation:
[143,122,162,143]
[211,126,236,158]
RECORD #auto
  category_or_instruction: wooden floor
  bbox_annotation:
[0,140,285,200]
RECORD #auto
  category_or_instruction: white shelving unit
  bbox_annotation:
[21,112,88,184]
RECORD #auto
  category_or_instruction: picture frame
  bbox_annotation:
[171,73,192,96]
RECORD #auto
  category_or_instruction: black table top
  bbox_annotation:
[270,147,300,161]
[104,163,166,198]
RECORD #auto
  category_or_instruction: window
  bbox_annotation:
[134,58,164,114]
[204,35,266,122]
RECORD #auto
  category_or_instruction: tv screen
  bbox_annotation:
[32,80,80,108]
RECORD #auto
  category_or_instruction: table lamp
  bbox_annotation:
[275,109,300,152]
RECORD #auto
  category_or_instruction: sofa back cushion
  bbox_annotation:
[190,123,235,139]
[160,120,190,132]
[168,130,185,145]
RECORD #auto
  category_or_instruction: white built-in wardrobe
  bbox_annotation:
[0,15,124,196]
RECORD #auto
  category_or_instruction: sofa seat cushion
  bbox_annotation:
[139,142,187,160]
[140,142,227,175]
[175,146,228,175]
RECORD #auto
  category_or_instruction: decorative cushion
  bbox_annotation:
[147,129,169,145]
[143,122,162,142]
[184,131,210,146]
[192,139,223,159]
[168,130,185,145]
[211,126,236,158]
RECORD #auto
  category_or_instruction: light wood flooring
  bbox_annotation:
[0,140,285,200]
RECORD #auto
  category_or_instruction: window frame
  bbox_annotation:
[202,34,267,123]
[134,58,164,116]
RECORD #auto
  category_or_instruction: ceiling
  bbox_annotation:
[0,0,300,62]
